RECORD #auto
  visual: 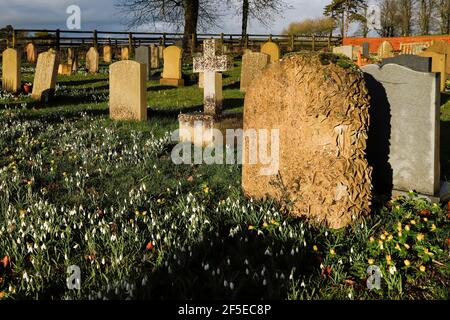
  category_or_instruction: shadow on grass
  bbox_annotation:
[148,85,179,92]
[223,81,241,90]
[441,120,450,181]
[58,78,107,87]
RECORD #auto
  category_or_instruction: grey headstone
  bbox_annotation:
[381,54,432,73]
[362,64,440,197]
[135,46,150,79]
[362,42,370,58]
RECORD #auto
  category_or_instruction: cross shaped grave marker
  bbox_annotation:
[193,39,233,116]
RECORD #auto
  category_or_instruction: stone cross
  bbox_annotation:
[193,39,232,116]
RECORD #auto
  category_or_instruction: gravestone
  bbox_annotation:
[382,54,432,72]
[419,51,447,92]
[333,45,353,60]
[240,52,270,92]
[32,49,59,102]
[158,45,165,64]
[121,47,130,60]
[160,46,184,86]
[199,72,204,88]
[400,42,430,55]
[179,39,241,146]
[193,39,233,115]
[150,44,160,69]
[2,48,21,93]
[261,41,280,63]
[362,42,370,58]
[86,47,99,74]
[109,60,147,121]
[378,41,394,59]
[58,63,73,76]
[26,43,38,64]
[67,48,75,65]
[135,46,150,79]
[243,54,372,229]
[103,45,112,63]
[425,40,450,75]
[362,64,441,200]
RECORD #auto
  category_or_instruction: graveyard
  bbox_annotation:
[0,1,450,303]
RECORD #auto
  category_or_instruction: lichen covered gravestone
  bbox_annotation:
[425,40,450,75]
[362,64,441,200]
[243,54,372,229]
[86,47,99,74]
[103,45,112,63]
[150,44,160,69]
[160,46,184,87]
[378,41,394,59]
[240,52,269,92]
[31,49,59,102]
[109,60,147,121]
[332,45,353,60]
[2,48,21,93]
[261,41,280,63]
[121,47,130,60]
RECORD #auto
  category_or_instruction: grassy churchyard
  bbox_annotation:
[0,57,449,300]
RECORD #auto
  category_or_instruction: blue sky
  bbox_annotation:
[0,0,334,34]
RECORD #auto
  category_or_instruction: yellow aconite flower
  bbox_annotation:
[368,258,375,265]
[204,187,210,194]
[386,255,392,264]
[395,244,401,250]
[404,260,411,266]
[248,225,255,231]
[387,234,394,241]
[380,234,386,240]
[431,224,436,231]
[419,265,426,272]
[330,249,336,255]
[423,218,428,222]
[313,245,318,252]
[410,220,416,225]
[404,243,411,249]
[416,233,425,241]
[405,225,410,231]
[262,222,269,229]
[369,237,375,243]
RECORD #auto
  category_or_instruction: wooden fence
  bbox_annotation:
[1,28,342,56]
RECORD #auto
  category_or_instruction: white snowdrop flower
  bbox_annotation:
[244,259,249,265]
[348,293,353,299]
[246,268,249,275]
[350,247,354,254]
[64,254,68,261]
[23,271,29,282]
[325,231,328,237]
[224,280,228,288]
[320,263,324,269]
[204,264,209,271]
[389,265,397,275]
[230,282,235,290]
[102,258,106,265]
[263,279,267,286]
[217,268,220,275]
[111,234,117,241]
[41,243,47,251]
[291,249,295,256]
[264,248,271,256]
[16,238,21,245]
[303,240,307,247]
[227,258,231,265]
[212,270,216,276]
[338,259,343,265]
[301,281,306,288]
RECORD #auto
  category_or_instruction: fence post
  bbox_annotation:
[163,33,167,46]
[12,28,16,48]
[328,34,332,50]
[290,34,294,52]
[312,34,316,51]
[244,35,248,49]
[93,29,98,49]
[56,29,61,52]
[269,34,272,42]
[128,32,133,56]
[191,32,196,54]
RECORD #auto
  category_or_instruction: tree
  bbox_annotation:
[227,0,292,39]
[282,17,336,36]
[115,0,222,50]
[417,0,435,35]
[436,0,450,34]
[324,0,368,37]
[377,0,401,37]
[399,0,415,36]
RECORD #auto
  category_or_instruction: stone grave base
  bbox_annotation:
[58,63,72,76]
[160,78,184,87]
[178,112,243,147]
[392,181,450,203]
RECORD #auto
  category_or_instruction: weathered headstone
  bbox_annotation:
[333,45,353,60]
[109,60,147,121]
[150,44,160,69]
[198,72,204,88]
[382,54,432,72]
[243,54,372,229]
[400,42,431,55]
[58,63,73,76]
[362,42,370,58]
[160,46,184,86]
[26,43,38,64]
[86,47,99,74]
[2,48,21,93]
[31,49,59,102]
[240,52,270,92]
[377,41,394,59]
[193,39,233,115]
[135,46,150,79]
[103,45,112,63]
[419,51,447,92]
[261,41,280,63]
[121,47,130,60]
[362,64,441,200]
[425,40,450,75]
[158,45,165,64]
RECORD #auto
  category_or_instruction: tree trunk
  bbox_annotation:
[241,0,249,38]
[183,0,199,51]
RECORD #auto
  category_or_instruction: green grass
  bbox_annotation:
[0,59,449,300]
